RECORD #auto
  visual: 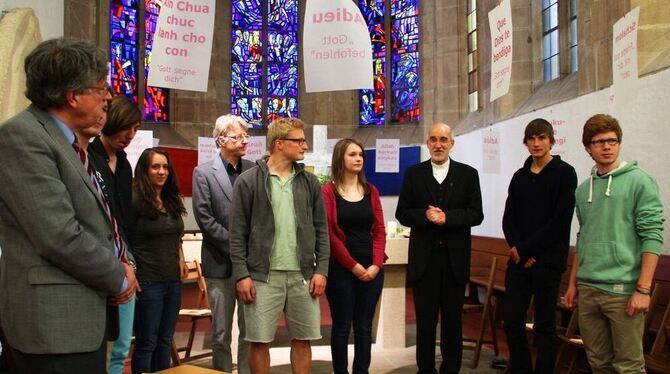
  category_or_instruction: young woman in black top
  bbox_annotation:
[322,138,387,374]
[130,148,188,374]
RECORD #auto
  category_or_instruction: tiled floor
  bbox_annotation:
[172,322,507,374]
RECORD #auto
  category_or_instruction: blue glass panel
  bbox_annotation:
[111,78,137,103]
[391,52,419,122]
[392,16,419,54]
[110,41,138,82]
[359,57,386,126]
[144,0,168,121]
[267,97,298,123]
[146,0,160,15]
[110,1,138,42]
[144,86,169,122]
[232,0,262,29]
[232,63,262,96]
[359,0,385,27]
[231,96,263,127]
[267,64,298,96]
[144,12,158,51]
[232,30,263,62]
[268,0,298,30]
[391,0,419,18]
[268,31,298,63]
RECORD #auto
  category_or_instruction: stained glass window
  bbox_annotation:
[109,0,169,122]
[359,0,386,126]
[467,0,478,112]
[232,0,299,128]
[110,0,139,103]
[359,0,420,126]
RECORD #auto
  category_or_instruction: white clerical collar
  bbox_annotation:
[431,158,450,169]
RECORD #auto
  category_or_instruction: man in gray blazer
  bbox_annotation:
[0,38,137,373]
[192,114,254,373]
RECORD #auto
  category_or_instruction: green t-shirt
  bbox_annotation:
[269,171,300,271]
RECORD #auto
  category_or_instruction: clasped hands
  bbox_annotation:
[351,263,380,282]
[426,205,446,226]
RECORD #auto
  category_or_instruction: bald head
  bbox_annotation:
[426,123,455,165]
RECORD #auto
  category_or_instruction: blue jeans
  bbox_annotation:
[108,297,135,374]
[326,262,384,374]
[131,281,181,374]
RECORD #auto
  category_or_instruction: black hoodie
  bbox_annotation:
[502,155,577,272]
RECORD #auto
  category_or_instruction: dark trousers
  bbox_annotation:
[12,340,106,374]
[326,262,384,374]
[503,266,562,374]
[132,281,182,374]
[413,249,466,374]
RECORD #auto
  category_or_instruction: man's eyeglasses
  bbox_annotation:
[224,134,250,142]
[84,84,111,96]
[281,138,308,146]
[590,138,619,147]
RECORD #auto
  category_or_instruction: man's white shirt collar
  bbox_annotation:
[431,158,450,184]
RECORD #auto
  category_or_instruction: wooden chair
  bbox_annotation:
[645,286,670,373]
[171,260,212,365]
[554,305,589,374]
[463,256,500,369]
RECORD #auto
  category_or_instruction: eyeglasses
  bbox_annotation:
[590,138,619,147]
[281,137,308,146]
[84,84,111,96]
[224,134,250,142]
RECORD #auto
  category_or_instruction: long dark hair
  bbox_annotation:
[133,148,186,219]
[330,138,369,194]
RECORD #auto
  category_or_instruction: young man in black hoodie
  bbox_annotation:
[502,119,577,373]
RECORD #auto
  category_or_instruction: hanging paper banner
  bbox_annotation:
[488,0,513,102]
[147,0,215,92]
[303,0,373,92]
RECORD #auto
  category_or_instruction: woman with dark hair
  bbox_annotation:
[130,148,188,374]
[322,138,387,374]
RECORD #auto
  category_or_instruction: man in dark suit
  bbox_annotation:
[0,38,137,373]
[396,123,483,373]
[192,114,254,373]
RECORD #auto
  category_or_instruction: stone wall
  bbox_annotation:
[59,0,670,147]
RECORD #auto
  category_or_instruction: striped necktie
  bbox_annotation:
[73,139,128,264]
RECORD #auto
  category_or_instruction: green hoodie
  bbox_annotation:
[575,161,664,295]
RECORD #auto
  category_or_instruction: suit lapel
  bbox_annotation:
[34,108,108,213]
[420,161,438,203]
[212,156,233,201]
[442,160,459,206]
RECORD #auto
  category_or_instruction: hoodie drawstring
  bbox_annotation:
[605,174,612,197]
[588,168,615,203]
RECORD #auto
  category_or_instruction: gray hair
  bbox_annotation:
[24,38,108,110]
[213,114,248,147]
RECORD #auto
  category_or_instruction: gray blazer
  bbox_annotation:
[0,105,126,354]
[192,155,255,279]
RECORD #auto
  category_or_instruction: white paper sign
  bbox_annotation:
[147,0,215,92]
[126,130,154,173]
[488,0,513,102]
[303,0,373,92]
[198,136,218,165]
[611,7,640,114]
[613,7,640,86]
[312,125,328,153]
[327,138,341,154]
[375,139,399,173]
[245,136,266,162]
[482,130,500,174]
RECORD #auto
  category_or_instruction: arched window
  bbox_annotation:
[359,0,420,126]
[231,0,299,128]
[109,0,169,122]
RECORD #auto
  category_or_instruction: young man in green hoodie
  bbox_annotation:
[564,114,664,373]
